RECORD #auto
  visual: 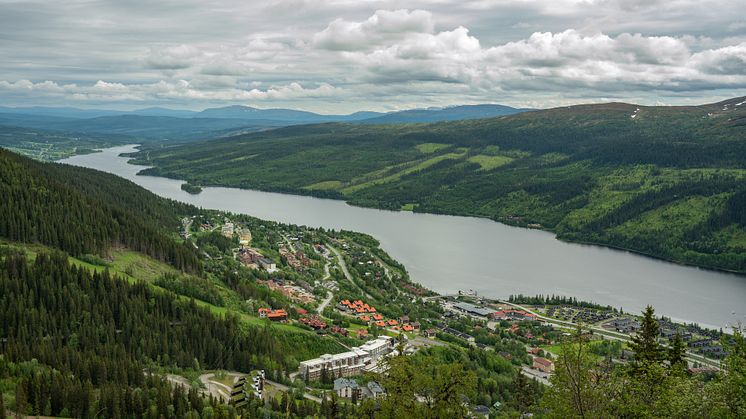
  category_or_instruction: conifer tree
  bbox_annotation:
[668,333,687,373]
[630,306,664,364]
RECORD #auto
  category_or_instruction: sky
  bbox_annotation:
[1,0,745,113]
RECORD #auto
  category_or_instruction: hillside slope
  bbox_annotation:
[0,148,201,270]
[0,148,366,417]
[134,97,746,273]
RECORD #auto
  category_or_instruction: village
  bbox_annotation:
[176,213,727,416]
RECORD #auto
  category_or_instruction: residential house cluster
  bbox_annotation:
[260,279,315,304]
[533,357,555,373]
[299,315,328,330]
[237,245,277,273]
[688,338,725,358]
[547,306,613,324]
[280,245,313,271]
[441,326,476,343]
[221,222,234,238]
[258,308,288,322]
[238,248,264,268]
[298,336,394,380]
[398,316,421,333]
[338,299,419,332]
[330,325,349,337]
[338,299,377,315]
[333,378,385,400]
[607,317,641,333]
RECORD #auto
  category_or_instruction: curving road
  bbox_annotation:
[328,244,372,299]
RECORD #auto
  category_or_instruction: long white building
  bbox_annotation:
[298,336,395,380]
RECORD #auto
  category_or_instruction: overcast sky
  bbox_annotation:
[1,0,745,113]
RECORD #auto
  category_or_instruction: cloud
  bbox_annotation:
[145,45,203,69]
[325,20,745,93]
[691,43,746,75]
[312,9,435,51]
[1,2,745,111]
[0,78,341,104]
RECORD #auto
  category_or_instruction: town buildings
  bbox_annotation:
[491,309,537,321]
[298,336,395,380]
[453,302,498,317]
[239,228,252,245]
[221,222,234,238]
[298,348,368,381]
[258,308,288,322]
[334,378,361,399]
[533,357,555,373]
[258,257,277,273]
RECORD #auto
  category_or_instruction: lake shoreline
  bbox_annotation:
[59,145,746,331]
[124,150,746,280]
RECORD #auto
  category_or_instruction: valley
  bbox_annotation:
[130,97,746,276]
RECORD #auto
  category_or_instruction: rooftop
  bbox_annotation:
[454,302,497,317]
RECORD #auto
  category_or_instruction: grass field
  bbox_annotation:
[415,142,451,153]
[467,154,514,170]
[341,148,469,195]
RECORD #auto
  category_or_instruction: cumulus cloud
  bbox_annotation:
[312,9,435,51]
[1,2,745,111]
[324,18,746,93]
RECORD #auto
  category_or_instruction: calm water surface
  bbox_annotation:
[62,145,746,330]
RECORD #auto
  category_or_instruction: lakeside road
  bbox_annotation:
[497,300,721,369]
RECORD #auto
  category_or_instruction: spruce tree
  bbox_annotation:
[668,333,687,373]
[630,306,664,364]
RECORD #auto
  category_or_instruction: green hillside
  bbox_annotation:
[0,148,202,271]
[1,147,532,417]
[134,97,746,273]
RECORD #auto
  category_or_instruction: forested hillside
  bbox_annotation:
[133,97,746,273]
[0,251,270,417]
[0,149,201,271]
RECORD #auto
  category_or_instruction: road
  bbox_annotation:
[265,379,323,403]
[166,374,193,389]
[521,366,552,386]
[317,290,334,313]
[499,300,721,368]
[199,373,237,402]
[328,244,372,299]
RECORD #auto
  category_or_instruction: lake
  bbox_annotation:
[62,145,746,330]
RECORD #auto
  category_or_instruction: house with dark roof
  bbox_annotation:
[366,381,384,399]
[334,378,361,399]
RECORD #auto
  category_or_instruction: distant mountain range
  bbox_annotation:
[0,104,531,140]
[359,104,529,124]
